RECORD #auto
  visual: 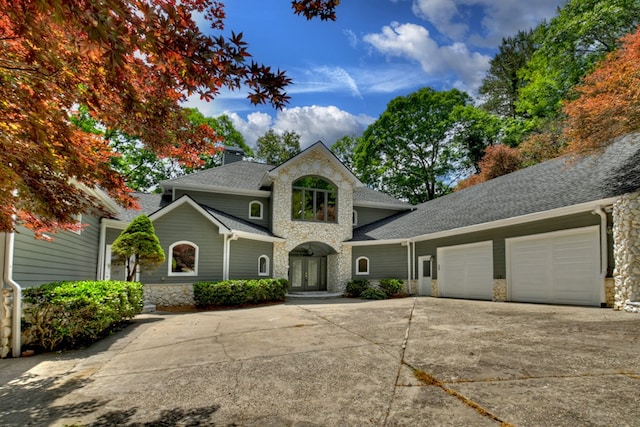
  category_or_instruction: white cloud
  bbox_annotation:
[411,0,562,47]
[229,106,374,150]
[363,22,490,95]
[343,29,359,49]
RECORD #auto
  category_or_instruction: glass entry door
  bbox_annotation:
[289,256,326,291]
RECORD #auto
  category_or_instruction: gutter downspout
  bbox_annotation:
[403,240,411,290]
[593,206,608,305]
[4,231,22,358]
[97,220,107,280]
[223,233,239,280]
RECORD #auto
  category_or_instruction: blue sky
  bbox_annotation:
[186,0,566,149]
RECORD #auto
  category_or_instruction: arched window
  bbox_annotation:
[355,256,369,275]
[169,241,198,276]
[258,255,270,276]
[352,210,358,226]
[249,200,263,219]
[291,176,337,223]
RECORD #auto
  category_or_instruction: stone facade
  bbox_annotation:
[144,284,194,307]
[270,148,355,291]
[1,288,12,358]
[493,279,508,302]
[431,279,438,297]
[605,278,615,308]
[612,191,640,310]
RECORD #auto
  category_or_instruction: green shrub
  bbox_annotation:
[344,279,370,297]
[379,278,404,296]
[22,280,143,352]
[193,279,289,307]
[360,287,387,300]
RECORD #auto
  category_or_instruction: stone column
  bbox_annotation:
[1,288,13,358]
[612,191,640,310]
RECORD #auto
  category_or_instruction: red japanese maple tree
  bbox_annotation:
[0,0,338,234]
[563,26,640,153]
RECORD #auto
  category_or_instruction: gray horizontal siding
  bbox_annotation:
[415,212,602,280]
[12,215,101,287]
[352,244,408,280]
[229,239,273,279]
[142,203,225,284]
[355,207,403,227]
[175,189,270,228]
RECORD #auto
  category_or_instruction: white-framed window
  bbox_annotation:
[169,241,198,276]
[72,214,82,235]
[291,176,337,223]
[258,255,270,276]
[355,256,369,275]
[352,210,358,226]
[249,201,263,219]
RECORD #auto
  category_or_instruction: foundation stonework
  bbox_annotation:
[605,278,615,308]
[144,284,194,307]
[1,288,12,358]
[493,279,507,302]
[270,148,355,290]
[431,279,438,297]
[612,190,640,310]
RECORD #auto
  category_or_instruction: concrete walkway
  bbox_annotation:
[0,297,639,426]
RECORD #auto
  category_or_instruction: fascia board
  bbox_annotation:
[233,231,286,243]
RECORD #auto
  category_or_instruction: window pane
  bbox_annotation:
[292,189,303,219]
[304,190,315,220]
[358,258,368,273]
[259,256,267,274]
[172,244,195,273]
[250,202,261,218]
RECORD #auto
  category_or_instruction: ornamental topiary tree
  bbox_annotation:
[111,215,165,282]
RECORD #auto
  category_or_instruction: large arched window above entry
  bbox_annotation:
[169,241,198,276]
[291,176,337,223]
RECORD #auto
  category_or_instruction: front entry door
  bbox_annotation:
[418,255,432,296]
[290,256,326,291]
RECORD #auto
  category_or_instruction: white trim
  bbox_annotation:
[260,142,364,187]
[249,200,264,219]
[355,256,369,275]
[232,230,286,243]
[71,214,82,235]
[345,238,410,247]
[168,241,199,277]
[258,255,270,276]
[412,198,617,243]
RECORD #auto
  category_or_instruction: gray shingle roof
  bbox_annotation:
[114,193,169,222]
[199,205,275,237]
[353,187,412,209]
[160,161,275,192]
[353,132,640,241]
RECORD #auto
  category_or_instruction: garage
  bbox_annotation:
[506,226,601,306]
[437,241,493,300]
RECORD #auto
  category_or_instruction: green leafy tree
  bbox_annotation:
[112,215,165,282]
[255,130,301,165]
[517,0,640,121]
[452,105,502,173]
[479,29,537,119]
[354,88,473,203]
[331,135,361,171]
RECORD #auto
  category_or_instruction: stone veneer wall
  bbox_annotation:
[493,279,507,302]
[1,288,12,358]
[144,284,194,307]
[271,149,355,291]
[612,190,640,311]
[605,278,615,308]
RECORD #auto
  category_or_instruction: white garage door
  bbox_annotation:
[437,241,493,300]
[507,226,601,306]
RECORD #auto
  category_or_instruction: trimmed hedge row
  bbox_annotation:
[22,280,143,352]
[194,279,289,307]
[344,278,406,299]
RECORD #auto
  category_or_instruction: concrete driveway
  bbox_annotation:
[0,297,639,426]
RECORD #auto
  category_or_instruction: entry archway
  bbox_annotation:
[289,242,336,292]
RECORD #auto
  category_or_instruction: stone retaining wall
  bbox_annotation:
[144,284,194,307]
[612,190,640,310]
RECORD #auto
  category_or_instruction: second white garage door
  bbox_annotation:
[437,241,493,300]
[506,226,601,306]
